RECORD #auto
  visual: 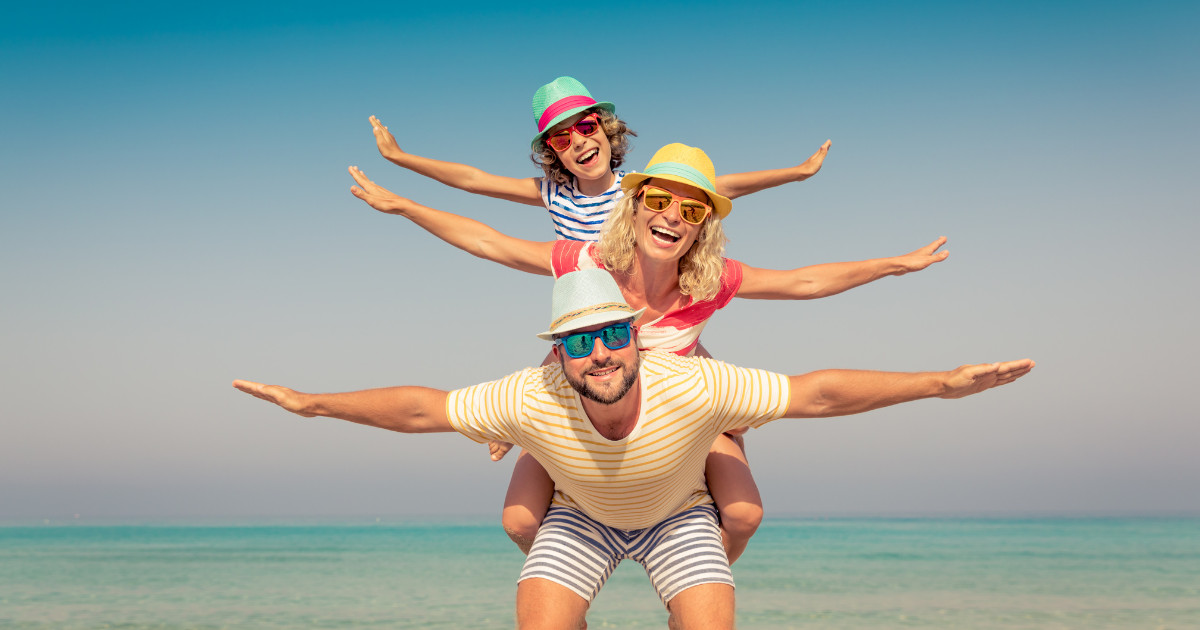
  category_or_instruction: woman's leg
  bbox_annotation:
[705,431,763,564]
[502,450,556,555]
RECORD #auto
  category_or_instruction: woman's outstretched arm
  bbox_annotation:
[736,236,949,300]
[349,166,555,276]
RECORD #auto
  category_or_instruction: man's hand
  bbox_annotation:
[349,166,411,215]
[370,115,404,162]
[796,139,833,180]
[940,359,1036,399]
[232,380,316,417]
[892,236,950,276]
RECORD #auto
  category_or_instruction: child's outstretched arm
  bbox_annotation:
[714,140,832,200]
[735,236,948,300]
[370,116,544,207]
[348,166,555,276]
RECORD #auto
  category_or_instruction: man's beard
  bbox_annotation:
[564,354,640,405]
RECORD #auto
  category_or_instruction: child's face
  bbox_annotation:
[548,111,613,184]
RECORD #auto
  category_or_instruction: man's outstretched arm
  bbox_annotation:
[232,381,454,433]
[785,359,1035,418]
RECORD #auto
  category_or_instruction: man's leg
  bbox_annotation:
[666,583,735,630]
[635,505,736,626]
[516,577,589,630]
[517,507,623,629]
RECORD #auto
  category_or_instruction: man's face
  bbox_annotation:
[554,320,640,405]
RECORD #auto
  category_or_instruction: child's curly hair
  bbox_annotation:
[531,108,636,185]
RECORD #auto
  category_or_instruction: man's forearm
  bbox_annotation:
[305,386,451,433]
[786,369,945,418]
[233,381,454,433]
[784,359,1035,418]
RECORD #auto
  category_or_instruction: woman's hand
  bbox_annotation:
[349,166,412,215]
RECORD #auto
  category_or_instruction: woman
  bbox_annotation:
[348,143,948,562]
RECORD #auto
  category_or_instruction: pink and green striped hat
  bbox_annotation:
[530,76,615,149]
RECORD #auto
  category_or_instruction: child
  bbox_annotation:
[370,76,831,240]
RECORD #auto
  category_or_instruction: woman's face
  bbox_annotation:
[547,111,613,185]
[633,178,709,263]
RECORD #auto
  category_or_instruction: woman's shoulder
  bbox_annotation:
[551,240,606,277]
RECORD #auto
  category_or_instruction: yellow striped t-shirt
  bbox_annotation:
[446,351,790,530]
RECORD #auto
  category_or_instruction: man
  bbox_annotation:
[234,269,1034,630]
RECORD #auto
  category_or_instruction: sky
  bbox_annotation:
[2,0,1197,521]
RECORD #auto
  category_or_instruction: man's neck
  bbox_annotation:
[580,377,642,441]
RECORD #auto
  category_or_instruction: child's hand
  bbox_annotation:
[891,236,949,276]
[796,139,832,179]
[349,166,411,215]
[370,115,404,161]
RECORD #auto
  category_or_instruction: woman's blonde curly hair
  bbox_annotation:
[597,183,728,302]
[531,108,636,185]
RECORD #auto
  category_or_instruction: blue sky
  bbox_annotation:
[2,0,1197,519]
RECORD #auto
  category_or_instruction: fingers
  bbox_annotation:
[232,379,265,396]
[994,359,1036,383]
[232,380,278,405]
[348,165,373,188]
[971,359,1035,392]
[819,139,832,151]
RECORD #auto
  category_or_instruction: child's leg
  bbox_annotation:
[705,431,763,565]
[501,449,555,555]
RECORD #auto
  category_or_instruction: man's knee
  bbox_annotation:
[667,583,735,630]
[721,501,763,540]
[517,578,589,630]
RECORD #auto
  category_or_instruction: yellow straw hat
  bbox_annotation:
[620,143,733,219]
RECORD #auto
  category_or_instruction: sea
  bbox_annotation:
[1,517,1197,629]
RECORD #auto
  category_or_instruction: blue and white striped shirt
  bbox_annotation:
[539,171,628,241]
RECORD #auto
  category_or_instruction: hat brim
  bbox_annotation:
[530,102,615,150]
[536,306,646,341]
[620,172,733,219]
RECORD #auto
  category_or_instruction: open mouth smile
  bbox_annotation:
[577,148,599,166]
[588,364,620,378]
[650,226,681,244]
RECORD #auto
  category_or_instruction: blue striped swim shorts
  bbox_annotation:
[517,504,733,606]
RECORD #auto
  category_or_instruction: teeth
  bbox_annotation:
[652,227,680,241]
[578,149,598,164]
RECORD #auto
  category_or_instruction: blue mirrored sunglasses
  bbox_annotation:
[554,321,633,359]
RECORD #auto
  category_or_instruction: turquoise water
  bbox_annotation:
[2,518,1197,629]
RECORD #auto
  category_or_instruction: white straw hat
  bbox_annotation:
[536,269,646,341]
